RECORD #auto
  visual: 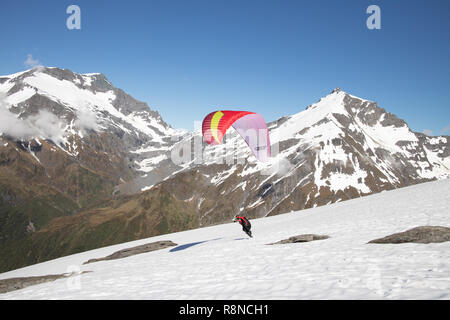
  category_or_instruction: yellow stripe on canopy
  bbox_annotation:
[211,111,224,144]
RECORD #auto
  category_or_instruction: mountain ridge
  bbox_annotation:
[0,67,449,272]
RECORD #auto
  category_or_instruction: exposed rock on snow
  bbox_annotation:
[0,272,91,294]
[83,240,177,264]
[2,67,450,275]
[268,234,329,244]
[368,226,450,244]
[0,179,449,299]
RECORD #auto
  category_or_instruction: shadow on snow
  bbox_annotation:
[169,238,222,252]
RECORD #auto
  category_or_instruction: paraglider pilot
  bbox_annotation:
[233,215,252,238]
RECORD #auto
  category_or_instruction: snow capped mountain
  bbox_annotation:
[0,67,192,195]
[2,68,447,199]
[143,87,450,224]
[1,67,449,274]
[0,67,189,273]
[270,87,450,186]
[0,67,176,149]
[1,178,449,299]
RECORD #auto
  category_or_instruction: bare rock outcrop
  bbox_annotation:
[0,272,90,294]
[368,226,450,244]
[268,234,329,245]
[83,240,177,264]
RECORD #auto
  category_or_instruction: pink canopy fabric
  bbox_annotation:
[202,110,271,162]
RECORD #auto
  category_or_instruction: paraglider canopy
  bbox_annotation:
[202,110,271,162]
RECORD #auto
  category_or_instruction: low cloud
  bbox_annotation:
[441,126,450,135]
[28,110,66,142]
[422,129,433,136]
[261,157,294,178]
[0,93,37,139]
[74,108,99,133]
[24,54,43,70]
[274,158,293,177]
[0,92,66,143]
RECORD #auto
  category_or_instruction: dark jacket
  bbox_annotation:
[235,216,251,230]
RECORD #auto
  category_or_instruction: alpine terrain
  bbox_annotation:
[0,178,449,299]
[0,67,449,273]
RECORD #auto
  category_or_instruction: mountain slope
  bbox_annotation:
[0,67,185,272]
[0,178,449,299]
[1,67,449,274]
[143,88,450,224]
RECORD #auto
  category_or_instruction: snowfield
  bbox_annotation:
[1,179,449,300]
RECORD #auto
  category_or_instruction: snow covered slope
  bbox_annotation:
[1,67,449,276]
[147,88,450,225]
[0,67,176,143]
[0,67,186,185]
[0,67,190,194]
[0,67,190,273]
[1,178,449,300]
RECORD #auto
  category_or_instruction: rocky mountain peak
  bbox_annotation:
[0,67,173,143]
[331,87,342,94]
[1,69,449,273]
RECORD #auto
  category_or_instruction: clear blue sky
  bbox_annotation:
[1,0,449,135]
